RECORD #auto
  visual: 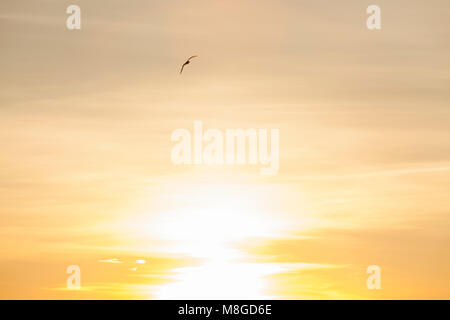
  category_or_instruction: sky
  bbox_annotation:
[0,0,449,299]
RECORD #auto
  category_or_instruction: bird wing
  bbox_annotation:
[180,63,186,74]
[188,55,198,61]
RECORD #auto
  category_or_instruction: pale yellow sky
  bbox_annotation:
[0,0,449,299]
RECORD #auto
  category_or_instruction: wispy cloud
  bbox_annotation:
[292,165,450,181]
[98,258,123,264]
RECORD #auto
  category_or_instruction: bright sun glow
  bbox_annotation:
[157,191,276,242]
[156,260,275,299]
[144,181,287,298]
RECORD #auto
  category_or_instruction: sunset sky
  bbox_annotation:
[1,0,449,299]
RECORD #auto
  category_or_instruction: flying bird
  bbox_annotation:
[180,55,198,74]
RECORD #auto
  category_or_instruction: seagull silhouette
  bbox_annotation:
[180,55,198,74]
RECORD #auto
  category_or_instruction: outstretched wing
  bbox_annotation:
[187,55,198,61]
[180,63,186,74]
